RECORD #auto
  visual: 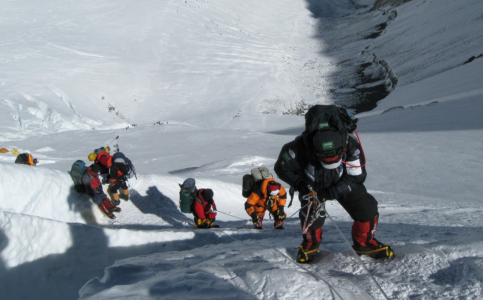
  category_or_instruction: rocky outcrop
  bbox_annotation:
[370,0,412,11]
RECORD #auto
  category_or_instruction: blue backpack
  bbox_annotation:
[112,152,137,179]
[70,160,87,192]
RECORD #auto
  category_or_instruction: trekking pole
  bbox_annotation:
[325,211,390,300]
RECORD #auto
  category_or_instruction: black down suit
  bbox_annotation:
[274,130,387,262]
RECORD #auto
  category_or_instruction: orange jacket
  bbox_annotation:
[245,178,287,216]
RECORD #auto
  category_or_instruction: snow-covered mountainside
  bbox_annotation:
[1,0,483,299]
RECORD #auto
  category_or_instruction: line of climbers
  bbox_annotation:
[179,170,287,230]
[178,104,394,263]
[3,104,394,263]
[70,146,136,220]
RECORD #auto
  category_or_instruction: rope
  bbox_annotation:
[216,209,297,231]
[325,211,390,300]
[187,206,385,299]
[218,229,346,300]
[216,203,308,228]
[216,210,247,220]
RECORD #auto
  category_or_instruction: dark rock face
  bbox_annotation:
[370,0,413,11]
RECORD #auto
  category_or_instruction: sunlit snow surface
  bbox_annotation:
[1,0,483,299]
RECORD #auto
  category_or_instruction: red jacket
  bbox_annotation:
[95,152,112,174]
[192,189,217,219]
[82,168,107,205]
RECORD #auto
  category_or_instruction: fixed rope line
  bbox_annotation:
[268,203,310,231]
[325,211,390,300]
[216,210,247,220]
[180,208,378,298]
[217,203,309,230]
[289,203,309,218]
[218,229,346,300]
[217,203,307,222]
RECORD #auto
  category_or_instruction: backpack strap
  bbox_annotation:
[196,189,207,206]
[82,170,93,187]
[254,181,264,199]
[344,132,358,152]
[287,186,295,208]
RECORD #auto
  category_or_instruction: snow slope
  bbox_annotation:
[1,0,483,299]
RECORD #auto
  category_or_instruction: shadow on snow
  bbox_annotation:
[2,199,483,299]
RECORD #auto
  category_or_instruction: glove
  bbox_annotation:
[278,205,285,216]
[316,188,333,202]
[296,180,314,196]
[296,180,318,203]
[276,206,286,221]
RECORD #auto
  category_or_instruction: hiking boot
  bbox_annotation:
[120,189,130,201]
[99,204,115,219]
[273,221,285,229]
[274,221,284,229]
[102,199,121,213]
[253,219,263,230]
[353,239,394,259]
[297,246,318,263]
[110,206,121,213]
[112,198,121,206]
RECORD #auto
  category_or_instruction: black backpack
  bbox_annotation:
[112,152,136,179]
[242,167,271,198]
[303,105,358,150]
[305,105,357,134]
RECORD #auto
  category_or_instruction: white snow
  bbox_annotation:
[1,0,483,299]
